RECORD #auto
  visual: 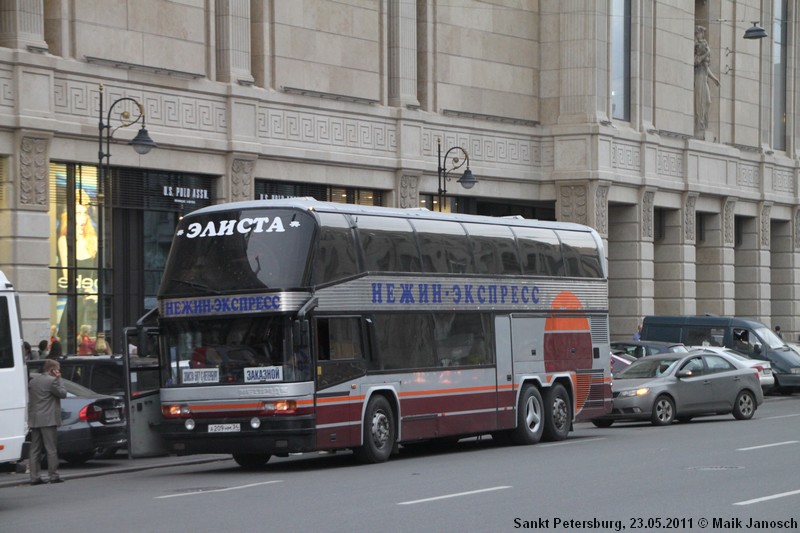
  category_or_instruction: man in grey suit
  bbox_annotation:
[28,358,67,485]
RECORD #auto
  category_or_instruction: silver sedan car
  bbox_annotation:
[591,350,764,427]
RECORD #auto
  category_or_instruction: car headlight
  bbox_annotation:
[618,387,650,398]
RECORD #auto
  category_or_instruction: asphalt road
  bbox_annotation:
[2,395,799,533]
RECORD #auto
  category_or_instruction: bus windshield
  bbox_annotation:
[161,315,311,386]
[159,208,317,297]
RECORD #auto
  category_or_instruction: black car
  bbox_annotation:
[26,372,127,464]
[27,355,160,398]
[610,340,689,359]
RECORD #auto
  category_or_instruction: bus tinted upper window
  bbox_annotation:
[312,212,358,285]
[160,209,316,296]
[355,216,420,273]
[411,220,475,274]
[463,223,521,276]
[559,231,603,278]
[513,227,563,276]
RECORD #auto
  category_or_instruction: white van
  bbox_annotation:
[0,270,27,464]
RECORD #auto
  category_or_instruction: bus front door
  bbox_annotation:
[124,327,168,458]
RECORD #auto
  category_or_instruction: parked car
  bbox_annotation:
[27,355,160,398]
[610,340,689,359]
[686,346,774,393]
[641,315,800,394]
[610,350,636,375]
[591,350,764,428]
[26,372,127,464]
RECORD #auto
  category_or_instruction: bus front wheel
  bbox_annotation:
[542,383,571,441]
[232,453,271,468]
[353,395,395,464]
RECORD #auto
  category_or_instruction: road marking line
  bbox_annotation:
[156,480,283,499]
[734,488,800,506]
[540,437,606,447]
[737,440,798,451]
[398,486,511,505]
[760,413,800,421]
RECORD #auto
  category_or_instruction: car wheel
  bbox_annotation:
[353,395,395,464]
[650,395,675,426]
[232,453,271,468]
[732,390,756,420]
[591,419,614,428]
[542,383,571,441]
[62,452,94,464]
[510,385,544,444]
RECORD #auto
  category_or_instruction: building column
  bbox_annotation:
[654,193,697,315]
[696,198,735,315]
[735,203,772,319]
[0,0,48,51]
[215,0,254,84]
[0,131,52,343]
[250,0,273,88]
[770,216,798,341]
[387,0,419,108]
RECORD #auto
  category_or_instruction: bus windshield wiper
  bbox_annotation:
[170,278,220,294]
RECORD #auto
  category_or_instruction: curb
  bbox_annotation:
[0,455,231,489]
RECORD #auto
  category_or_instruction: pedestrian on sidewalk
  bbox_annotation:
[28,359,67,485]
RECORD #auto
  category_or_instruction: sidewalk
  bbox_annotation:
[0,453,232,488]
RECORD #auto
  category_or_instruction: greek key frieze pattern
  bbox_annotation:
[257,108,396,152]
[422,130,537,167]
[773,168,793,193]
[53,79,228,133]
[611,142,640,171]
[738,164,759,188]
[657,149,683,178]
[0,66,13,108]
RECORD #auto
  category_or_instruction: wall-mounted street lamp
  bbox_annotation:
[743,21,768,40]
[96,84,156,339]
[437,138,477,212]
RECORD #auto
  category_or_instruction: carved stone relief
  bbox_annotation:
[723,198,736,245]
[19,136,49,208]
[594,183,609,236]
[558,184,588,226]
[230,158,254,202]
[760,203,771,249]
[397,174,419,209]
[641,190,655,239]
[683,194,697,242]
[794,209,800,250]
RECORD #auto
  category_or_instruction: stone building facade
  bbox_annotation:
[0,0,798,350]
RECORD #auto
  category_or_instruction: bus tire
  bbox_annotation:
[510,385,544,445]
[353,395,395,464]
[232,453,271,468]
[542,383,571,441]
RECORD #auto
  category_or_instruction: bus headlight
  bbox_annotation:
[250,417,261,429]
[185,419,196,431]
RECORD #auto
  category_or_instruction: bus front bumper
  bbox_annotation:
[158,414,316,456]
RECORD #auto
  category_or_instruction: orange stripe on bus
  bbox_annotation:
[399,385,498,397]
[544,317,590,331]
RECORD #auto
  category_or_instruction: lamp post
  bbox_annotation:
[437,138,477,212]
[96,84,156,340]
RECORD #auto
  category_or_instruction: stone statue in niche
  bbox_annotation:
[694,25,719,139]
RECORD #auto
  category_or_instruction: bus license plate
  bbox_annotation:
[208,423,241,433]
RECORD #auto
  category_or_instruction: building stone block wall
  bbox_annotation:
[1,0,800,342]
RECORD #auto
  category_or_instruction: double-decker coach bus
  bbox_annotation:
[141,199,610,467]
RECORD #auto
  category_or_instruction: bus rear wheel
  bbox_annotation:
[542,383,571,441]
[232,453,271,468]
[353,395,395,464]
[510,385,544,445]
